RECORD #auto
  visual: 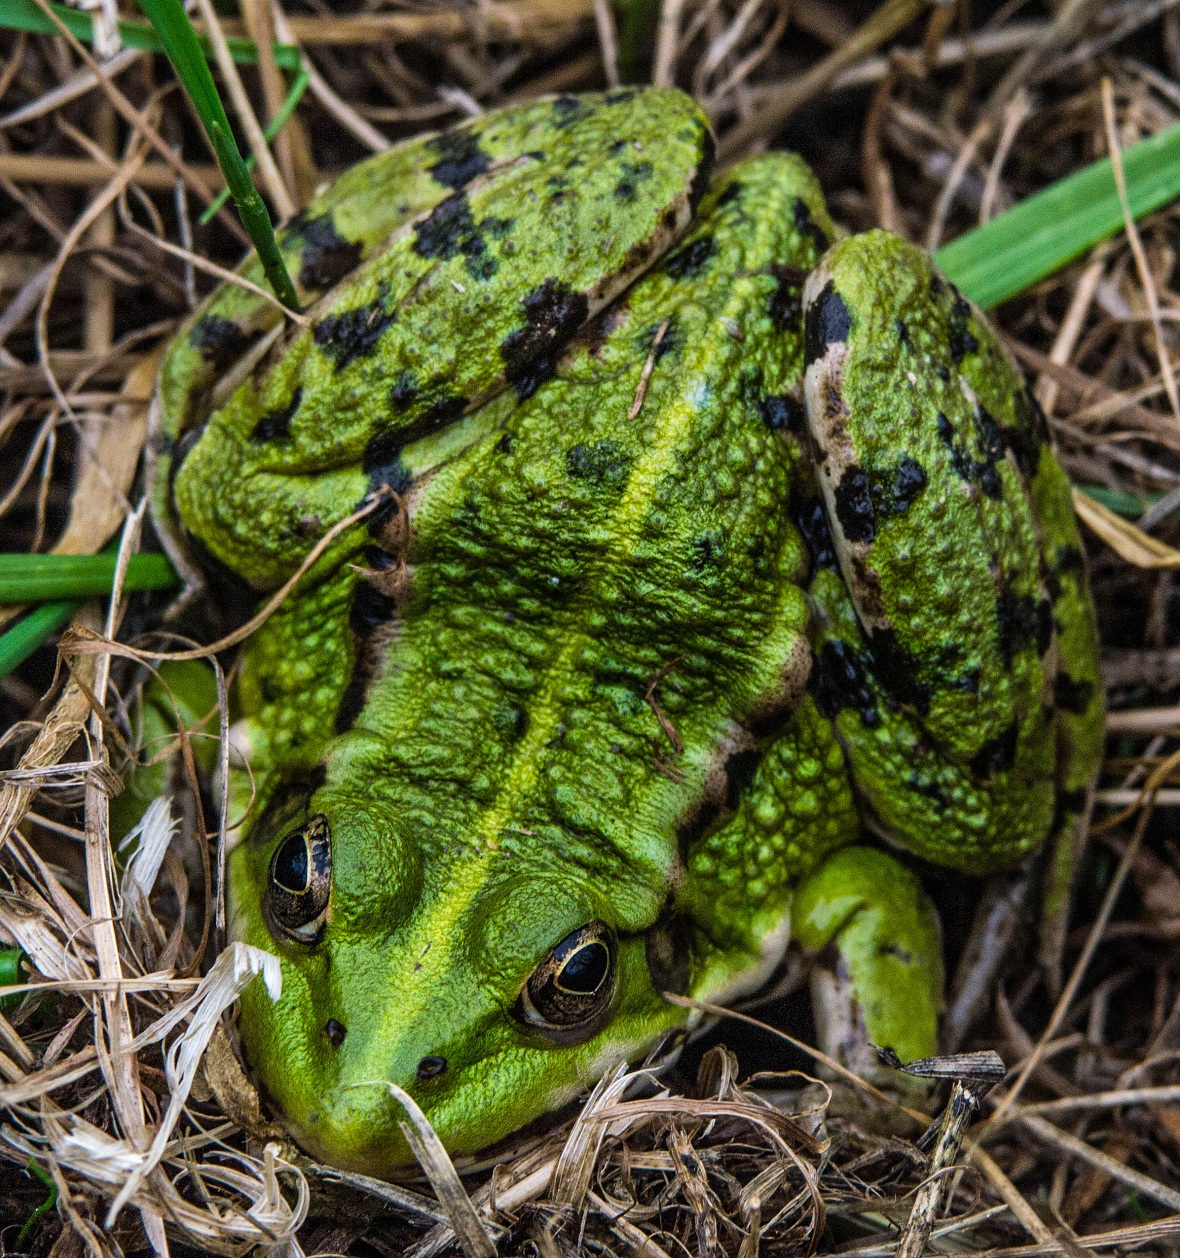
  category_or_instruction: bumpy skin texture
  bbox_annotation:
[153,88,1104,1175]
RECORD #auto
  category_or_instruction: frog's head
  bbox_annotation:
[228,796,691,1175]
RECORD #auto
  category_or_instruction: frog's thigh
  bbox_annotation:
[802,231,1063,871]
[793,846,942,1085]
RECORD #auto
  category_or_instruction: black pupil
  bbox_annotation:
[559,941,608,993]
[273,835,309,893]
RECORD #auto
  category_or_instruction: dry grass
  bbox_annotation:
[2,0,1180,1254]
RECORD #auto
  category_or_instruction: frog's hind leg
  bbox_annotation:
[1020,417,1104,990]
[800,230,1103,881]
[793,845,942,1100]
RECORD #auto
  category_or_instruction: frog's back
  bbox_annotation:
[334,154,839,916]
[155,88,713,585]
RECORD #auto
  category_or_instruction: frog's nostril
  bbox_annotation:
[325,1018,347,1047]
[416,1055,447,1081]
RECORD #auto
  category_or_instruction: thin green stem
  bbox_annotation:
[16,1159,58,1252]
[135,0,299,308]
[200,66,310,225]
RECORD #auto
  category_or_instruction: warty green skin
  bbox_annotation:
[153,88,1104,1176]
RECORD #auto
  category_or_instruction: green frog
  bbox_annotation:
[151,87,1103,1176]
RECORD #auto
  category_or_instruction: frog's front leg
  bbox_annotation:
[793,845,942,1098]
[801,231,1103,876]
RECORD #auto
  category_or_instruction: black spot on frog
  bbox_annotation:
[834,466,875,543]
[336,556,404,733]
[413,190,512,282]
[936,409,1003,499]
[250,387,302,443]
[793,497,838,576]
[687,131,716,215]
[996,588,1052,663]
[362,430,414,486]
[551,95,587,127]
[663,236,714,279]
[759,393,804,432]
[811,638,880,728]
[833,456,929,546]
[287,212,363,290]
[1054,673,1094,715]
[424,394,467,425]
[334,679,366,734]
[189,314,252,371]
[946,286,979,363]
[889,457,928,513]
[566,439,631,488]
[427,127,492,190]
[867,626,931,715]
[500,278,590,400]
[314,294,395,371]
[804,280,852,366]
[974,405,1007,497]
[792,197,830,252]
[969,719,1019,777]
[614,160,653,202]
[350,566,399,636]
[767,264,807,332]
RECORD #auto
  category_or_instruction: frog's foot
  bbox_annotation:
[792,845,941,1104]
[800,231,1103,875]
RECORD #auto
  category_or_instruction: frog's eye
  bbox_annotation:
[265,814,331,942]
[516,921,616,1039]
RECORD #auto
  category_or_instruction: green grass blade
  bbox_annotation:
[0,599,76,678]
[0,0,300,67]
[936,120,1180,309]
[0,552,177,602]
[1076,485,1151,519]
[135,0,298,308]
[0,948,26,1011]
[199,66,310,225]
